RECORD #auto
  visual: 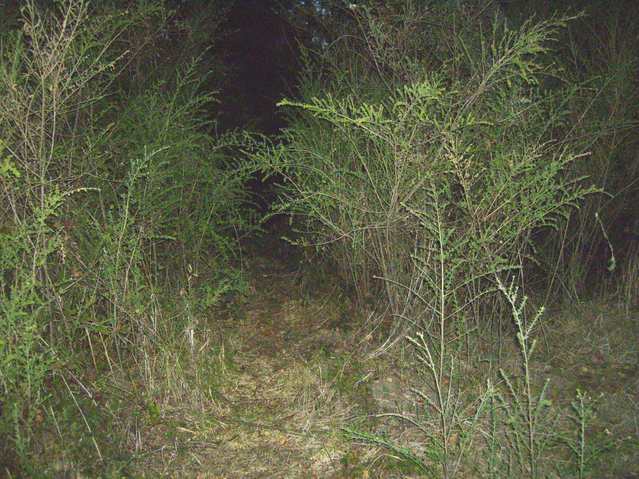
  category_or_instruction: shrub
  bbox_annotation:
[257,3,595,344]
[0,0,126,462]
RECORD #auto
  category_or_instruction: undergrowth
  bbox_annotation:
[0,0,636,477]
[256,2,638,477]
[0,1,252,474]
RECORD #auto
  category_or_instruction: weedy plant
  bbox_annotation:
[0,0,126,463]
[0,0,252,473]
[256,2,608,477]
[258,3,596,347]
[0,167,59,461]
[345,277,597,478]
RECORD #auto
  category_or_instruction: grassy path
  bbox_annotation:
[133,237,375,478]
[123,235,638,478]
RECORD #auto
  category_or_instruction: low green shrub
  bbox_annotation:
[257,4,596,342]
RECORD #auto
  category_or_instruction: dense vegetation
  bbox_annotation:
[1,1,637,477]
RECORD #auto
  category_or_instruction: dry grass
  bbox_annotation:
[113,244,369,478]
[132,256,637,479]
[28,240,638,478]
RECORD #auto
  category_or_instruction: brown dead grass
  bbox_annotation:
[37,236,637,478]
[124,242,377,478]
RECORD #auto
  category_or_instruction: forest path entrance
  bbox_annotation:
[144,231,373,478]
[135,230,639,478]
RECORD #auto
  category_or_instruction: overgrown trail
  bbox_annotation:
[135,233,639,478]
[145,233,371,478]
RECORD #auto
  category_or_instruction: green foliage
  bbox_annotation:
[257,3,595,338]
[0,0,633,475]
[105,63,251,267]
[63,63,254,354]
[0,1,253,473]
[0,177,63,462]
[0,1,135,465]
[256,3,617,477]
